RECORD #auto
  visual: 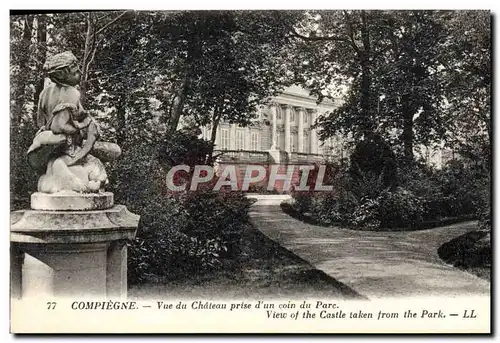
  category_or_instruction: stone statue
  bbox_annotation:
[27,51,121,193]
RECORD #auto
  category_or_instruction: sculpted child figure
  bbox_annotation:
[27,51,120,193]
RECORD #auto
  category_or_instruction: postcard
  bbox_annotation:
[9,9,491,334]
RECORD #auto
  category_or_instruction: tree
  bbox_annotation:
[442,11,491,167]
[144,11,299,157]
[10,14,45,207]
[78,11,131,104]
[292,10,486,164]
[372,11,450,162]
[292,10,396,141]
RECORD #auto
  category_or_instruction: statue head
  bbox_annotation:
[44,51,81,86]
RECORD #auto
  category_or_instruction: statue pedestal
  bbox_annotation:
[10,194,139,299]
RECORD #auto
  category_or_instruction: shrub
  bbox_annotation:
[421,195,456,221]
[289,138,490,231]
[158,129,213,168]
[434,160,490,217]
[126,188,251,285]
[438,230,491,279]
[377,187,424,229]
[292,191,312,213]
[128,229,227,284]
[477,202,491,232]
[107,131,251,285]
[346,187,423,230]
[349,134,398,190]
[346,168,386,200]
[11,123,39,210]
[178,189,252,241]
[308,192,342,224]
[397,162,441,198]
[348,197,381,230]
[291,162,357,225]
[399,160,490,222]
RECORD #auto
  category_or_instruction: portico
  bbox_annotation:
[203,85,343,160]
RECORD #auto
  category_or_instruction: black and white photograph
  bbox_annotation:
[8,8,492,334]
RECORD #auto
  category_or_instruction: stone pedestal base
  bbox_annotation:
[10,205,139,299]
[30,192,114,211]
[21,243,108,297]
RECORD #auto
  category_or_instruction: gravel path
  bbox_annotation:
[250,205,490,299]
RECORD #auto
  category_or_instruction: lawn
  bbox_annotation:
[129,223,364,300]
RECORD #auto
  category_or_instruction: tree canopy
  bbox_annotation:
[10,10,491,205]
[291,10,490,165]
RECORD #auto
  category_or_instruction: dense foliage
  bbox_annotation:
[287,10,490,231]
[10,10,299,205]
[107,130,252,284]
[10,11,291,284]
[293,11,490,164]
[10,11,491,278]
[291,153,489,231]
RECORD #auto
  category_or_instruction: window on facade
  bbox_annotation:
[236,130,244,150]
[304,134,310,153]
[276,131,283,149]
[290,109,295,123]
[236,130,245,150]
[276,106,282,120]
[303,112,308,124]
[278,132,285,150]
[250,132,259,151]
[291,134,298,152]
[221,129,229,150]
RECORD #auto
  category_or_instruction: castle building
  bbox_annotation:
[198,84,453,168]
[201,85,347,163]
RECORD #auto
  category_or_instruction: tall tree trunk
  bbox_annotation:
[80,13,95,105]
[11,15,34,203]
[80,12,129,106]
[208,112,221,164]
[34,14,47,123]
[359,59,372,137]
[12,15,33,129]
[359,11,374,140]
[401,93,414,162]
[168,73,190,133]
[168,36,200,134]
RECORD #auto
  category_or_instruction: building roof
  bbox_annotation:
[271,85,339,112]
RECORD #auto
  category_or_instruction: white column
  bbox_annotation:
[214,125,221,148]
[309,109,318,154]
[230,124,237,150]
[297,107,304,153]
[270,103,278,149]
[283,104,291,153]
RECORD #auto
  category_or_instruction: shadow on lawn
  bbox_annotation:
[438,230,491,281]
[233,224,366,300]
[130,224,365,300]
